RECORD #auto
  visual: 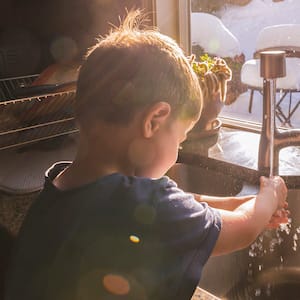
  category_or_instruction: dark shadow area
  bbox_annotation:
[0,191,39,299]
[0,0,145,78]
[0,225,14,300]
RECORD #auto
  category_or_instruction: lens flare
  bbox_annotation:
[134,203,156,225]
[103,273,130,295]
[50,36,78,63]
[129,234,140,244]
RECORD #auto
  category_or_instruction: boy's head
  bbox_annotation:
[75,10,202,128]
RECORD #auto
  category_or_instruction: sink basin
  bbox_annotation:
[166,163,252,297]
[166,163,244,196]
[167,163,300,299]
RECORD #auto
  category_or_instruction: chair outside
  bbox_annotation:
[241,24,300,126]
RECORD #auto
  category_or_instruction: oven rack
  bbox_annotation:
[0,74,39,102]
[0,78,78,150]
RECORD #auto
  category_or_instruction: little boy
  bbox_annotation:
[5,11,288,300]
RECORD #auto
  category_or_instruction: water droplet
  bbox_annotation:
[293,239,297,251]
[248,249,256,257]
[255,288,261,297]
[266,283,272,297]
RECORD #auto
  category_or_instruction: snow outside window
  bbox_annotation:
[190,0,300,129]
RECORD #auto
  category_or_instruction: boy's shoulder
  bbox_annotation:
[41,163,204,222]
[43,161,178,199]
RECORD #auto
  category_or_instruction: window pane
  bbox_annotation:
[190,0,300,129]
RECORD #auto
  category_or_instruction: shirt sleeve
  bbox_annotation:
[153,176,222,265]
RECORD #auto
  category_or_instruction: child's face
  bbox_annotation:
[135,117,197,178]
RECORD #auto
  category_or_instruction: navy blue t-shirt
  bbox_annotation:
[5,162,221,300]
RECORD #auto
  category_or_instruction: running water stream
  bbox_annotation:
[245,217,300,299]
[268,78,276,178]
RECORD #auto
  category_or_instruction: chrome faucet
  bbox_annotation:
[258,51,300,175]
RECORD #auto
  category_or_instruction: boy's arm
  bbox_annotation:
[211,176,288,256]
[192,193,254,211]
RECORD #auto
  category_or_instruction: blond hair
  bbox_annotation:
[75,10,202,125]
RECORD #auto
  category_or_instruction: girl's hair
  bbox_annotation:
[75,10,202,125]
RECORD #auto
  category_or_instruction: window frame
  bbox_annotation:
[152,0,260,131]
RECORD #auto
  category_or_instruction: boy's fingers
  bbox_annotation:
[267,208,290,229]
[260,176,267,186]
[272,208,290,217]
[267,215,289,229]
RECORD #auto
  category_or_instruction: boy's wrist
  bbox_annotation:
[256,191,278,216]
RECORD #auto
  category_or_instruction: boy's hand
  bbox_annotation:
[212,176,288,256]
[267,208,290,229]
[260,176,288,210]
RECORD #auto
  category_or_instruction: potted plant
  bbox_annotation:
[188,53,232,139]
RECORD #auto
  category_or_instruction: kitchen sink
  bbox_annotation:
[166,163,254,297]
[166,163,247,197]
[166,163,300,299]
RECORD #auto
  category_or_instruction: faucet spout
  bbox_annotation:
[258,79,300,175]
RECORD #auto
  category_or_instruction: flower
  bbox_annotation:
[189,53,232,102]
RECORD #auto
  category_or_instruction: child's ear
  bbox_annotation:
[143,102,171,138]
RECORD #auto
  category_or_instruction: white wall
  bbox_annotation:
[154,0,191,54]
[155,0,179,41]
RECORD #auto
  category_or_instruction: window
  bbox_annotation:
[190,0,300,130]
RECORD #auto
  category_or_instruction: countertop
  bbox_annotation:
[179,126,300,188]
[0,136,77,194]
